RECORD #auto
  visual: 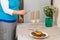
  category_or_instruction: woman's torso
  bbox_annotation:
[0,0,20,23]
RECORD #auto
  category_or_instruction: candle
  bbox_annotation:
[53,0,60,27]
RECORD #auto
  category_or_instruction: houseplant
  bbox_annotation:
[44,6,56,27]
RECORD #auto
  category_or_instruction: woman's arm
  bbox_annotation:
[0,0,26,15]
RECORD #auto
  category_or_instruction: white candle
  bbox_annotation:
[53,0,60,27]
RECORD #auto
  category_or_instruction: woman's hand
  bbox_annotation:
[13,10,27,15]
[18,10,26,15]
[18,15,23,23]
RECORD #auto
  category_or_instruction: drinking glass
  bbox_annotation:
[30,11,35,23]
[35,10,40,23]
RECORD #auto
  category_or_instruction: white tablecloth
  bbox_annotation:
[16,23,60,40]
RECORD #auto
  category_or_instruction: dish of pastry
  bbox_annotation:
[30,31,48,39]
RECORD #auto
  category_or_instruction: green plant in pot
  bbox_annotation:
[44,6,56,27]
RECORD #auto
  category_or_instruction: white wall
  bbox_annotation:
[24,0,51,23]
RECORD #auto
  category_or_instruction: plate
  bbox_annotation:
[30,31,48,39]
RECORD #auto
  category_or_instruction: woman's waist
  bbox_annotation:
[0,14,18,23]
[0,19,17,23]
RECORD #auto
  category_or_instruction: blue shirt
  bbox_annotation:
[0,0,20,23]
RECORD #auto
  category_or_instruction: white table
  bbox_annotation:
[16,23,60,40]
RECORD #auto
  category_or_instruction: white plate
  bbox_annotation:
[30,31,48,39]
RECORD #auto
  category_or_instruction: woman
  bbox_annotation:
[0,0,26,40]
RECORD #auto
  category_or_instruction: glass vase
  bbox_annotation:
[45,17,53,27]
